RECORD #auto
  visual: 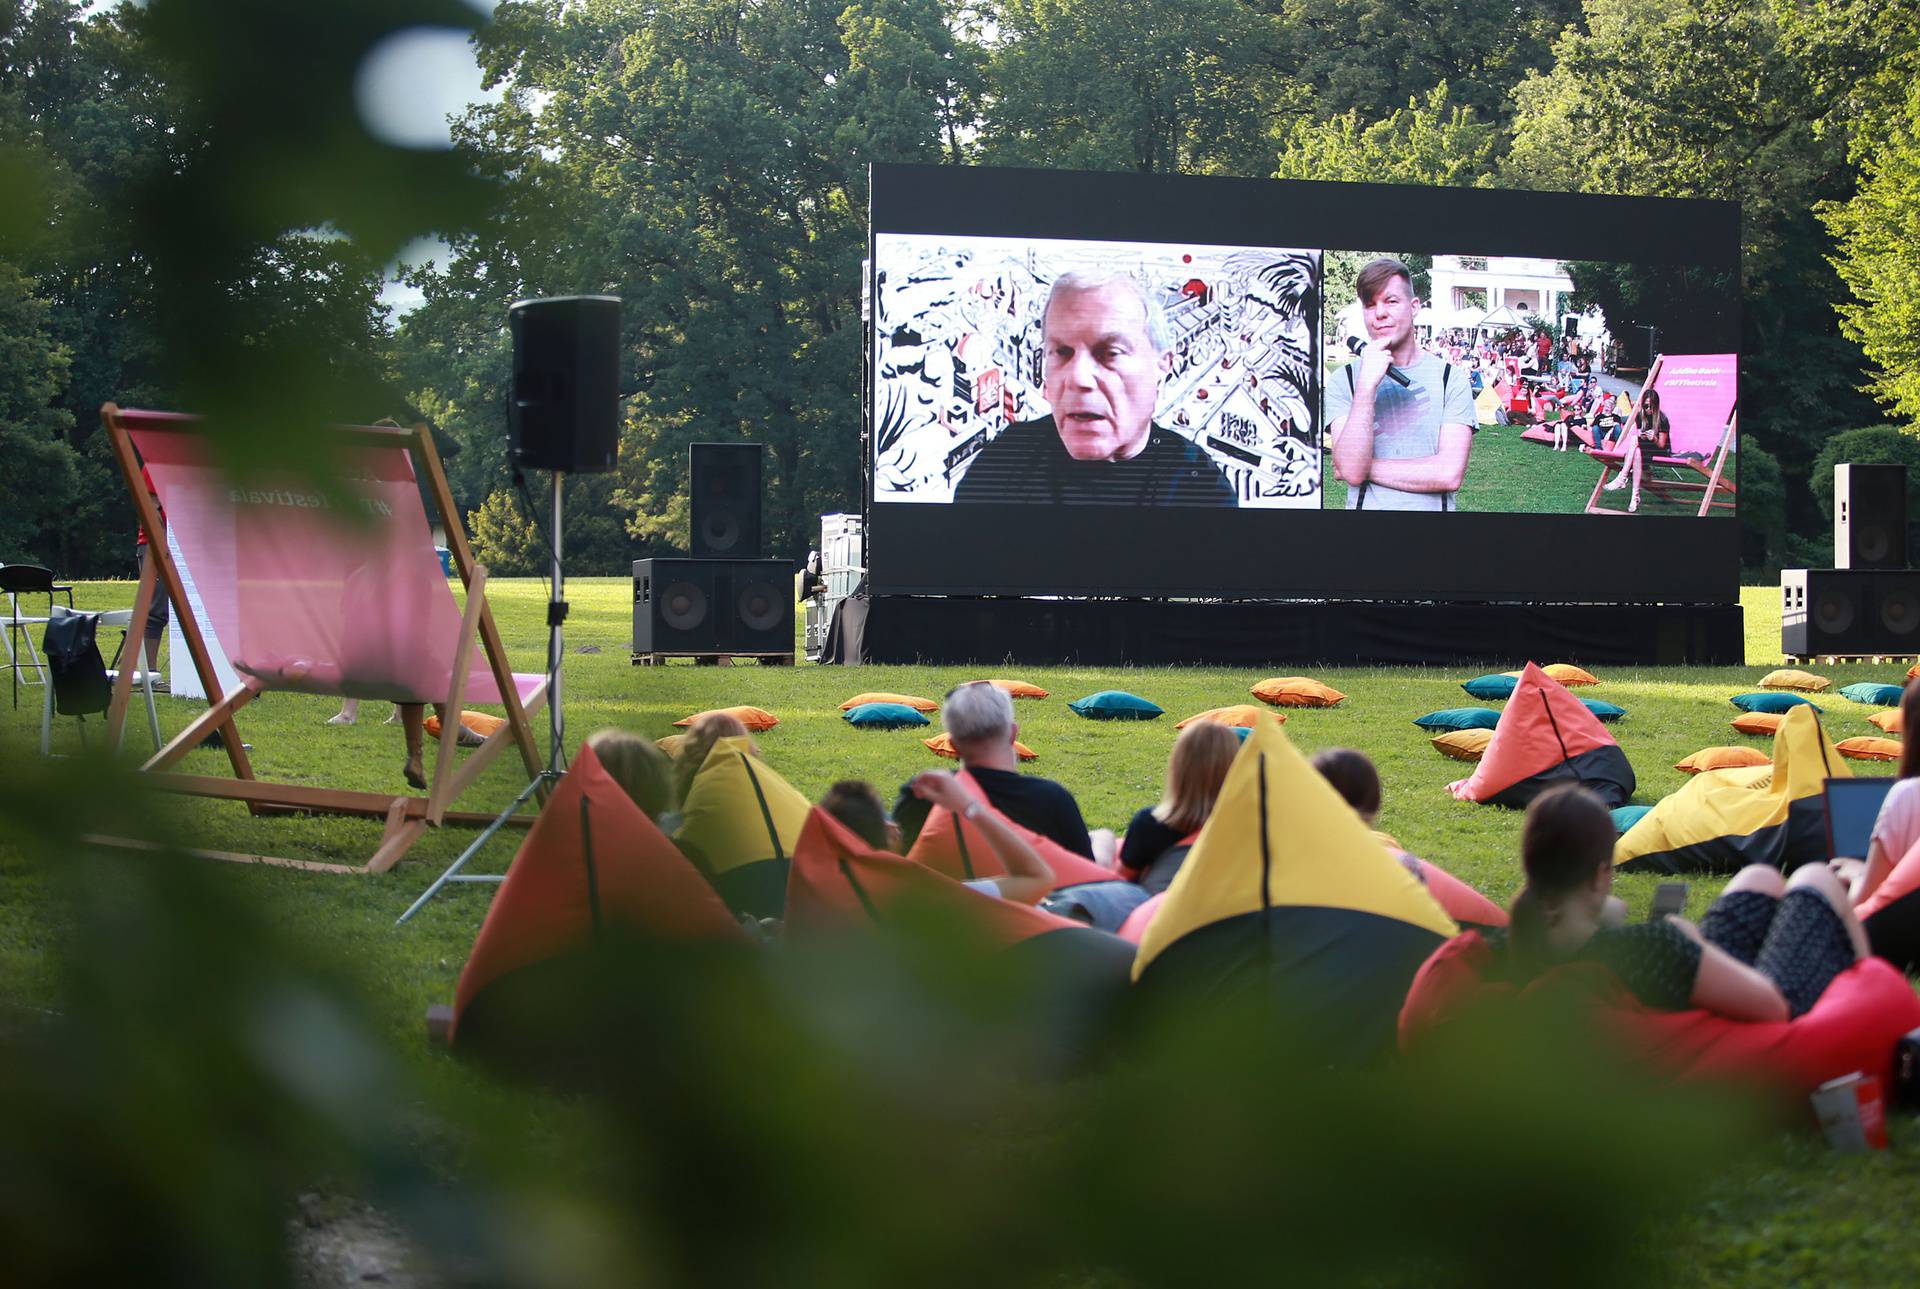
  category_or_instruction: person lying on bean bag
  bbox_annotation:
[1402,784,1920,1100]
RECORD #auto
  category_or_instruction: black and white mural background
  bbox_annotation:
[871,234,1322,509]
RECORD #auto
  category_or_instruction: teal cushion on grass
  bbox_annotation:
[1412,707,1502,732]
[1730,691,1821,715]
[1840,683,1905,707]
[1461,673,1518,701]
[1611,805,1652,834]
[1580,698,1627,723]
[1233,725,1251,742]
[843,702,930,730]
[1069,690,1164,721]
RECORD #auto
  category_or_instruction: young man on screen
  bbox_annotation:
[952,271,1236,506]
[1326,258,1477,511]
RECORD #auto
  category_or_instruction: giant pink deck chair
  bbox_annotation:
[1585,354,1738,517]
[98,404,549,874]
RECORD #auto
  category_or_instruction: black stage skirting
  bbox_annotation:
[823,596,1743,667]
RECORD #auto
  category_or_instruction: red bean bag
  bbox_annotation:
[1399,931,1920,1101]
[1118,891,1165,944]
[905,768,1115,891]
[1405,857,1508,929]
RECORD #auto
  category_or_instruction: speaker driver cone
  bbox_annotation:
[700,511,742,553]
[737,582,783,631]
[662,582,708,630]
[1813,590,1856,635]
[1883,588,1920,637]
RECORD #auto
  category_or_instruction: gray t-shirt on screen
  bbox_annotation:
[1325,352,1477,511]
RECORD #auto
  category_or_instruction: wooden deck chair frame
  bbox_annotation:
[1584,356,1739,517]
[93,403,550,875]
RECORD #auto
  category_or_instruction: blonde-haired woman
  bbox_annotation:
[1119,722,1240,894]
[669,711,752,805]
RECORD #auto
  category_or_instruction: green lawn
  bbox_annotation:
[1324,421,1737,516]
[4,579,1918,1284]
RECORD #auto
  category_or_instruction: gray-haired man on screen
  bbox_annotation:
[953,271,1236,506]
[1326,257,1477,511]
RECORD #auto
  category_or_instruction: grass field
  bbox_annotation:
[1324,420,1735,516]
[5,579,1920,1283]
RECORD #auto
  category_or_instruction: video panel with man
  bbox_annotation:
[871,234,1322,509]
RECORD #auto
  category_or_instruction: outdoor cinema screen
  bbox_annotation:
[866,164,1742,603]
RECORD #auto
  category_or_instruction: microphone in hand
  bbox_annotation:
[1347,335,1411,388]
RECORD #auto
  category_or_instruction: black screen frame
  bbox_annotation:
[866,163,1742,603]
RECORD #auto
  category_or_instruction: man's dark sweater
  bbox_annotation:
[892,765,1094,857]
[951,416,1237,506]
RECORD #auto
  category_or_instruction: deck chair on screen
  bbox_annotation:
[95,404,549,875]
[1585,354,1738,517]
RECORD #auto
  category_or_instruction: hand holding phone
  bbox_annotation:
[1649,881,1689,922]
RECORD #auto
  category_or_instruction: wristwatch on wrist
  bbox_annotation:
[962,802,982,821]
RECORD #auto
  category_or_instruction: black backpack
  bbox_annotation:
[43,612,112,716]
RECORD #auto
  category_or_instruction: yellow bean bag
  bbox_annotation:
[673,735,809,918]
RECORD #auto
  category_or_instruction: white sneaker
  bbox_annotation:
[1603,475,1628,492]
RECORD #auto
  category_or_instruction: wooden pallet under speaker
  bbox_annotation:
[631,651,795,667]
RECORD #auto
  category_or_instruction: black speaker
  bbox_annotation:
[633,557,791,654]
[1836,463,1908,569]
[1782,569,1920,654]
[689,443,763,557]
[508,295,621,473]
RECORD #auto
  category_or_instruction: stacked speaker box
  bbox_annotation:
[632,442,792,656]
[1782,570,1920,655]
[1836,463,1908,569]
[633,557,791,654]
[1785,463,1920,655]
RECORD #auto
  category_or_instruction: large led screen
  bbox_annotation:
[866,165,1742,602]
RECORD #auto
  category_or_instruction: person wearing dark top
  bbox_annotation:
[1119,722,1238,893]
[950,270,1235,507]
[1491,784,1867,1019]
[892,681,1095,857]
[954,416,1236,506]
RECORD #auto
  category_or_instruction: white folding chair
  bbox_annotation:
[40,606,162,756]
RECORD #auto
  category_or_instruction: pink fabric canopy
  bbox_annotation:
[1647,354,1737,458]
[126,411,539,706]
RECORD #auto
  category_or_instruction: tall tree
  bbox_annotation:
[402,0,971,566]
[978,0,1283,175]
[1505,0,1881,544]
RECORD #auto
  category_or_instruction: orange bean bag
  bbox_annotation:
[924,731,1037,761]
[975,678,1049,698]
[674,705,778,731]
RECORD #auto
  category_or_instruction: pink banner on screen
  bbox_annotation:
[1649,354,1737,458]
[128,421,536,706]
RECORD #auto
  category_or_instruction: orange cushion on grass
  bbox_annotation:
[924,731,1037,761]
[1837,737,1902,762]
[1249,676,1347,708]
[424,710,506,739]
[1731,712,1786,737]
[974,678,1048,699]
[1760,669,1832,693]
[1177,704,1282,729]
[1909,663,1920,683]
[1869,710,1904,735]
[1431,728,1494,761]
[839,692,938,712]
[673,705,778,731]
[1542,664,1599,687]
[1674,746,1772,774]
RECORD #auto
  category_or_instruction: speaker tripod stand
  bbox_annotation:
[398,469,571,924]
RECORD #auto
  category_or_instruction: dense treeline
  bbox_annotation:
[3,0,1918,576]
